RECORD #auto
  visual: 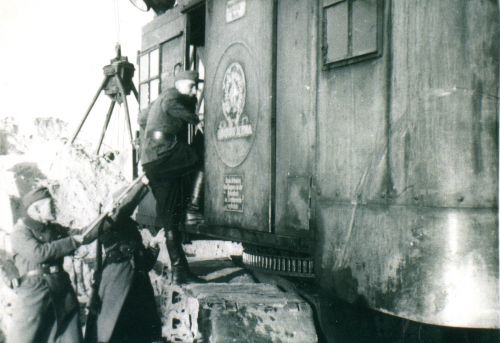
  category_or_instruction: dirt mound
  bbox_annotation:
[0,116,130,336]
[0,116,244,341]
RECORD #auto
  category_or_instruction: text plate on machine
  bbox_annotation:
[224,175,244,212]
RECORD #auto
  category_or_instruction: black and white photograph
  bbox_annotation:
[0,1,498,342]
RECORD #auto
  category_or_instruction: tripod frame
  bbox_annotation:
[70,45,139,156]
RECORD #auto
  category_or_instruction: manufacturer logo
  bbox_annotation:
[217,62,253,141]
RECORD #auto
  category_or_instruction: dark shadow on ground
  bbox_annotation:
[289,277,500,343]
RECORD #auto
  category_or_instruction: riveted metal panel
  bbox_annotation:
[315,0,499,328]
[317,202,499,328]
[204,0,275,231]
[317,38,388,204]
[388,0,499,209]
[275,0,317,236]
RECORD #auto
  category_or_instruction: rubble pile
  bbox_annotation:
[0,116,246,341]
[0,116,129,247]
[163,283,318,343]
[0,116,130,338]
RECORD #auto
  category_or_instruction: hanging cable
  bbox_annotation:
[113,0,121,44]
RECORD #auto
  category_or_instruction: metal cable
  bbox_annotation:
[113,0,121,44]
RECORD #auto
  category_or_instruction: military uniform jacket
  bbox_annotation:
[93,217,161,342]
[10,216,81,343]
[140,87,200,169]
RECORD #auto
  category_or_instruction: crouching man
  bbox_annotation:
[8,187,86,343]
[84,181,164,343]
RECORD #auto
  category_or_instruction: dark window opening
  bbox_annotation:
[322,0,384,68]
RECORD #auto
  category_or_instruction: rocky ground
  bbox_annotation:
[0,117,318,343]
[0,117,243,341]
[0,116,131,338]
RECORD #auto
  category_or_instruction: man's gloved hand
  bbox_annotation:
[149,228,165,248]
[72,234,85,245]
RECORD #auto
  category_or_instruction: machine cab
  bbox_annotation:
[136,0,316,272]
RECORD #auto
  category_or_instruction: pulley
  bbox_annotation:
[103,45,135,104]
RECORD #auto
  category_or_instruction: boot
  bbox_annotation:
[165,229,206,285]
[185,171,205,226]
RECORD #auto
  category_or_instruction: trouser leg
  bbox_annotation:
[147,173,205,284]
[147,173,181,231]
[58,308,84,343]
[184,170,204,225]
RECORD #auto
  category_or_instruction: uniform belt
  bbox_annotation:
[26,265,62,276]
[10,266,62,288]
[105,243,136,264]
[147,130,176,141]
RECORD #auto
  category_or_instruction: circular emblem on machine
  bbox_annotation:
[209,42,259,168]
[218,62,252,140]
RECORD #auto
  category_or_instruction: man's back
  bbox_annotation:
[141,87,198,166]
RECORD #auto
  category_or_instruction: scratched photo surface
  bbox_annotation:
[0,1,498,343]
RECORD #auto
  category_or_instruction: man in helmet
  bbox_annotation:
[9,186,86,343]
[139,70,205,285]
